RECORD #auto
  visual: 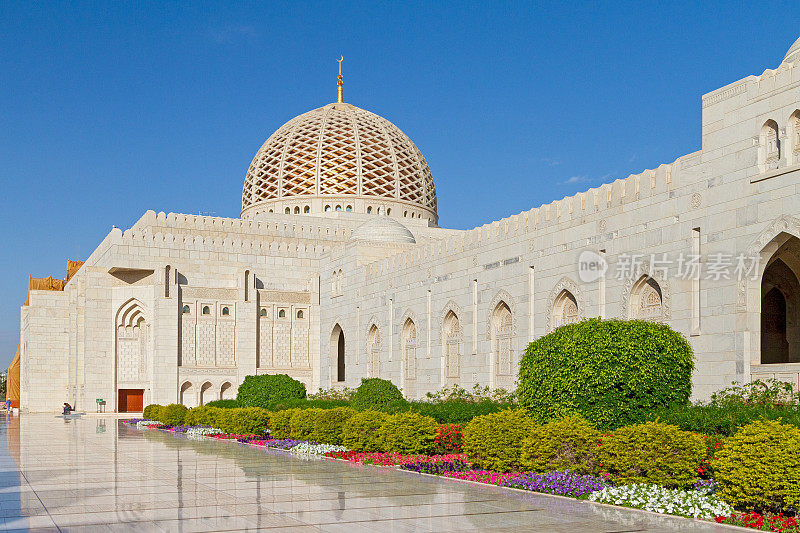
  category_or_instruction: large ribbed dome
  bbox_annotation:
[241,102,437,223]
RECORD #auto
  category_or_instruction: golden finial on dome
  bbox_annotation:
[337,55,344,103]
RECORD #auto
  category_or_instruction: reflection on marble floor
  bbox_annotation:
[0,414,729,532]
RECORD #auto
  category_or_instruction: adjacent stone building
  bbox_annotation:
[18,38,800,412]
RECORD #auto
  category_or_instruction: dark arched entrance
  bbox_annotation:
[762,287,789,364]
[331,324,345,382]
[761,252,800,364]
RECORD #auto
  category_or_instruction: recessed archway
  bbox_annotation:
[199,381,213,406]
[180,381,194,408]
[761,248,800,364]
[331,324,345,383]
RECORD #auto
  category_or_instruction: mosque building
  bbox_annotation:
[12,38,800,412]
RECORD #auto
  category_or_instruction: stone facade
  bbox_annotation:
[18,37,800,412]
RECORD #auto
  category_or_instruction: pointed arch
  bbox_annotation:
[759,119,781,172]
[366,322,382,377]
[220,381,234,400]
[442,309,462,381]
[180,381,195,408]
[490,301,514,381]
[546,277,583,331]
[115,298,148,387]
[628,275,664,321]
[789,110,800,164]
[199,381,213,406]
[401,317,418,381]
[331,324,346,383]
[485,289,516,339]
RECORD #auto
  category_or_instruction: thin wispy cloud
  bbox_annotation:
[561,175,590,184]
[542,157,561,166]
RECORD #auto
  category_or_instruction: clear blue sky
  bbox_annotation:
[0,1,798,367]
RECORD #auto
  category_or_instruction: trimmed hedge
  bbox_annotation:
[184,405,219,427]
[143,404,162,421]
[714,420,800,511]
[521,415,600,475]
[237,374,306,408]
[268,408,301,439]
[160,404,189,426]
[351,378,405,411]
[312,407,356,445]
[462,409,536,472]
[215,407,269,435]
[518,319,694,428]
[598,421,705,487]
[377,412,439,455]
[205,399,240,409]
[646,403,800,436]
[342,410,390,452]
[290,408,324,440]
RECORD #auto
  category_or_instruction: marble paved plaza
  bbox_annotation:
[0,414,735,532]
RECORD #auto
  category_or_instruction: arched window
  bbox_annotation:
[294,206,300,214]
[630,276,663,321]
[377,207,382,215]
[387,208,391,215]
[332,325,345,382]
[296,310,304,319]
[403,211,408,217]
[346,205,352,212]
[182,305,190,314]
[259,307,267,317]
[336,269,343,296]
[268,209,273,213]
[180,381,194,408]
[335,205,342,211]
[402,319,417,380]
[492,302,513,376]
[278,309,286,318]
[552,290,578,328]
[221,306,230,316]
[443,311,461,379]
[202,306,210,315]
[367,324,381,377]
[366,206,372,214]
[304,205,310,213]
[760,120,781,171]
[285,207,291,214]
[325,205,331,212]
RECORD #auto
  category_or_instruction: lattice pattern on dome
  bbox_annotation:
[242,102,436,214]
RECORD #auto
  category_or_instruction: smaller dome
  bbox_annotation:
[783,36,800,64]
[351,217,416,244]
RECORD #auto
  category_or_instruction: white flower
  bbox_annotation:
[588,484,733,520]
[289,442,348,455]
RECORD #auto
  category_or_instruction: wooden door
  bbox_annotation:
[118,389,144,412]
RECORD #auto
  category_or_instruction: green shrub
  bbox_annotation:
[647,402,800,436]
[159,404,189,426]
[214,407,269,435]
[290,408,323,440]
[143,404,163,421]
[518,319,694,428]
[377,412,439,455]
[263,398,351,412]
[205,399,240,409]
[598,421,705,487]
[714,420,800,511]
[185,405,221,427]
[342,410,390,452]
[351,378,404,411]
[268,408,301,439]
[462,409,536,472]
[520,415,600,474]
[236,374,306,408]
[312,407,356,445]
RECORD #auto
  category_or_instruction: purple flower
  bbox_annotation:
[502,470,611,498]
[400,460,472,475]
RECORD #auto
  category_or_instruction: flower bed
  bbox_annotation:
[502,470,611,498]
[715,512,800,532]
[250,438,306,450]
[185,426,221,437]
[442,470,522,485]
[290,442,347,455]
[588,483,733,519]
[399,460,471,475]
[323,451,468,466]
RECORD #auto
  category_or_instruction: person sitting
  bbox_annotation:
[62,403,74,415]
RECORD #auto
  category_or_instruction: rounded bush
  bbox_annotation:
[312,407,356,445]
[462,409,536,472]
[518,318,694,428]
[143,404,163,421]
[714,420,800,511]
[267,408,301,439]
[184,405,220,427]
[350,378,404,411]
[342,410,390,452]
[289,408,323,440]
[598,421,705,487]
[236,374,306,408]
[377,412,439,455]
[160,404,189,426]
[521,415,601,474]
